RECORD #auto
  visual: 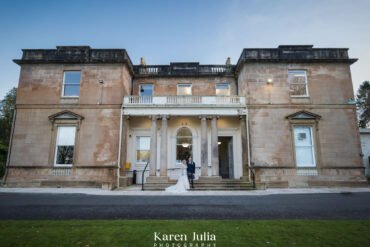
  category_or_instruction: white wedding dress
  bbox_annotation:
[165,164,190,193]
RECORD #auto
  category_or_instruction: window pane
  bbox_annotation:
[216,84,230,96]
[290,84,307,96]
[136,150,150,162]
[177,84,192,95]
[295,147,314,166]
[288,70,307,96]
[56,146,74,164]
[64,71,81,84]
[136,137,150,150]
[294,126,312,147]
[140,84,153,96]
[64,85,80,97]
[176,137,192,145]
[57,127,76,146]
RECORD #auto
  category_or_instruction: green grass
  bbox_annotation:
[0,220,369,247]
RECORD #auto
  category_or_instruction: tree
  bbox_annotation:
[0,87,17,178]
[356,81,370,128]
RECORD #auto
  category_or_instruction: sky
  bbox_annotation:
[0,0,369,99]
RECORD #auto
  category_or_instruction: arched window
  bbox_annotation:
[176,127,192,163]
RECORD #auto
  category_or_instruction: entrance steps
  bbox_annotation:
[191,179,254,191]
[143,179,254,191]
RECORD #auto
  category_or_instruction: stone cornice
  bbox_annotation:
[13,46,134,76]
[236,45,358,74]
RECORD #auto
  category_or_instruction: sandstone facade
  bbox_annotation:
[4,45,367,189]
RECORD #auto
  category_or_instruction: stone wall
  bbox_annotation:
[133,77,237,96]
[238,62,366,187]
[16,64,131,105]
[6,63,132,187]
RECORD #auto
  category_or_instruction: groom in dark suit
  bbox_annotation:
[187,156,195,189]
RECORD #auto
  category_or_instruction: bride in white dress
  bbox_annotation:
[165,159,190,193]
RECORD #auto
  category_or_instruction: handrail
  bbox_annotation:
[249,164,256,189]
[141,161,150,191]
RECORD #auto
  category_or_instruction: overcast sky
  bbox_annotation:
[0,0,369,99]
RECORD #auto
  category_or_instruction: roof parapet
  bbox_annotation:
[236,45,358,73]
[13,46,134,75]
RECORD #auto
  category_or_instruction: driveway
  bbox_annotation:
[0,191,370,220]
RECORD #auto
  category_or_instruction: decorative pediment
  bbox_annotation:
[285,110,321,120]
[48,110,84,121]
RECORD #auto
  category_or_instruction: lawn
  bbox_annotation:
[0,220,369,247]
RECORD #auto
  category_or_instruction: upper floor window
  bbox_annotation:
[63,71,81,97]
[139,84,153,96]
[216,83,230,96]
[288,70,308,97]
[55,126,76,166]
[177,84,192,96]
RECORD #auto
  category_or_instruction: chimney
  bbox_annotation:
[225,57,231,65]
[140,57,146,66]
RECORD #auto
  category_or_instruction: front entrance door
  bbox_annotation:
[218,136,234,179]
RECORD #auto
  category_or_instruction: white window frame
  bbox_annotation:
[139,84,154,96]
[135,136,151,164]
[293,125,316,167]
[288,70,309,97]
[177,84,192,96]
[216,83,230,96]
[62,71,81,98]
[54,126,76,167]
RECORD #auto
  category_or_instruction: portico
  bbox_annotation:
[120,95,248,186]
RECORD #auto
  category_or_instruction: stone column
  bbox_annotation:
[160,115,169,177]
[240,115,249,178]
[211,116,219,176]
[200,115,208,176]
[149,115,158,176]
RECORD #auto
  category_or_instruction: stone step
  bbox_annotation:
[194,180,251,184]
[191,187,254,191]
[143,179,255,191]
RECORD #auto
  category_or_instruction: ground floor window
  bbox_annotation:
[136,136,150,163]
[55,126,76,166]
[176,127,192,163]
[293,126,316,167]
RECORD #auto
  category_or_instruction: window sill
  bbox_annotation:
[290,96,310,98]
[54,165,73,167]
[60,97,79,104]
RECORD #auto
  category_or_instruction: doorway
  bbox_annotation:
[218,136,234,179]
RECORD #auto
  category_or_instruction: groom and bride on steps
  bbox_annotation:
[165,156,196,193]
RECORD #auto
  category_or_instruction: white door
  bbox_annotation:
[293,126,316,167]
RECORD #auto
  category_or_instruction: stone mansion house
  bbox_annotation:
[3,45,367,189]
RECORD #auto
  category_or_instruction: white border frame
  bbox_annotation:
[177,83,192,95]
[288,70,309,98]
[216,83,231,96]
[293,125,316,167]
[62,71,81,98]
[54,126,77,167]
[139,83,154,96]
